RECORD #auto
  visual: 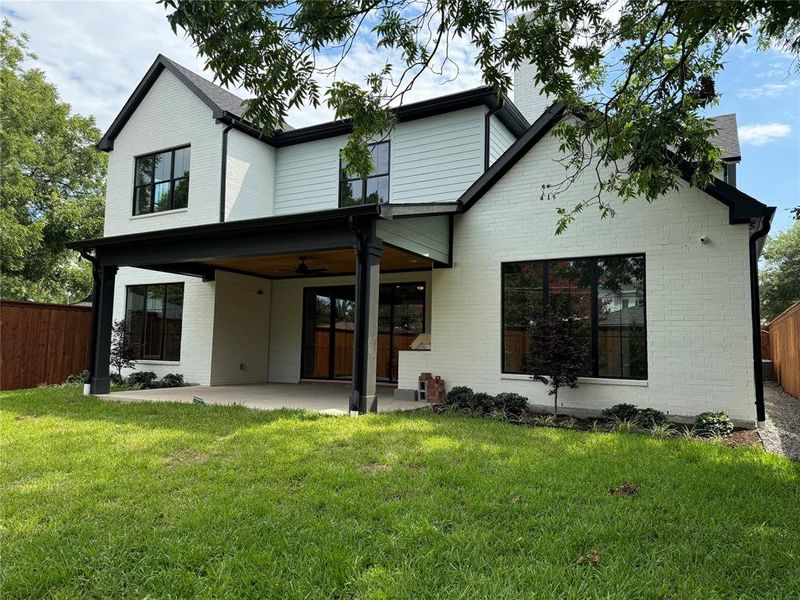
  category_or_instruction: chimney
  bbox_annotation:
[512,60,551,122]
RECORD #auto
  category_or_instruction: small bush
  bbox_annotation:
[469,392,496,414]
[635,408,669,429]
[694,412,734,438]
[493,393,528,417]
[127,371,157,389]
[110,373,124,386]
[64,370,90,385]
[445,386,474,410]
[602,403,639,421]
[160,373,185,388]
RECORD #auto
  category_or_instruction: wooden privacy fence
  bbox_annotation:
[0,300,93,390]
[767,301,800,400]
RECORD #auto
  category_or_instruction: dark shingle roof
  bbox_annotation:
[709,113,741,162]
[160,56,248,118]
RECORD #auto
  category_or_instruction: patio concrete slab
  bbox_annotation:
[101,383,427,416]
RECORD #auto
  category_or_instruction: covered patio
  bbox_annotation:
[103,383,428,415]
[68,203,453,414]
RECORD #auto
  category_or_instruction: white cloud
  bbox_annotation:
[738,80,799,99]
[1,0,488,131]
[738,122,792,146]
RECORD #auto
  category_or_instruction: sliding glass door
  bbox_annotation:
[301,282,425,382]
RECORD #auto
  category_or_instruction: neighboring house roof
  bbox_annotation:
[457,103,772,226]
[709,113,741,162]
[99,55,528,151]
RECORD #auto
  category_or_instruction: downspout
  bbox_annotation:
[79,248,100,382]
[219,125,233,222]
[484,102,503,172]
[748,207,775,423]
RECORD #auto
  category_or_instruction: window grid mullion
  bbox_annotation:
[590,259,599,377]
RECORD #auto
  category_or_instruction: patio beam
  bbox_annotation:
[350,220,383,414]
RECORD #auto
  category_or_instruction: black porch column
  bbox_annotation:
[89,264,117,395]
[350,221,383,414]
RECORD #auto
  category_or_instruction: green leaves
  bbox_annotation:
[0,19,106,303]
[760,221,800,322]
[161,1,798,226]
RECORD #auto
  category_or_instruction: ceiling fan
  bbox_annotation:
[273,256,329,276]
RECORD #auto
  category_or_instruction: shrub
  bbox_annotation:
[64,370,90,385]
[160,373,185,388]
[470,392,495,414]
[445,386,474,410]
[493,393,529,417]
[602,403,639,422]
[694,412,734,438]
[127,371,157,389]
[110,373,124,386]
[635,408,669,429]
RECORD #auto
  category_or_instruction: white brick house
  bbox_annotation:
[70,55,774,425]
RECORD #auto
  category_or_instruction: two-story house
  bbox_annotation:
[70,54,774,424]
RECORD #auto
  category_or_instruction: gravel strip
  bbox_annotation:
[759,383,800,461]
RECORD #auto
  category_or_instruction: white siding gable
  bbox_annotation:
[488,116,516,166]
[391,107,485,203]
[104,69,223,237]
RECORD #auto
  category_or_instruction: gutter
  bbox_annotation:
[749,206,776,423]
[219,124,233,222]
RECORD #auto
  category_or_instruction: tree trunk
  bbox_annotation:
[553,388,558,416]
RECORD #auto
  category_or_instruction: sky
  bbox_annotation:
[2,0,798,233]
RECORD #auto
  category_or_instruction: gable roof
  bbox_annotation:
[98,55,248,150]
[709,113,741,162]
[98,55,529,151]
[457,104,771,225]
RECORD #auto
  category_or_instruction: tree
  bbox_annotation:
[760,221,800,322]
[109,320,136,378]
[161,1,799,230]
[525,298,591,415]
[0,19,106,303]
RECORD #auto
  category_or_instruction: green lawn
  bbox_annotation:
[2,388,799,599]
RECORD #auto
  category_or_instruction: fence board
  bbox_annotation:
[769,301,800,400]
[0,300,92,390]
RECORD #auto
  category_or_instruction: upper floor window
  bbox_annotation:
[501,254,647,380]
[133,146,191,215]
[339,141,390,207]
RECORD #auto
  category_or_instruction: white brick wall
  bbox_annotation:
[104,70,223,237]
[512,61,550,123]
[112,267,216,385]
[210,271,271,384]
[398,130,756,424]
[225,130,276,221]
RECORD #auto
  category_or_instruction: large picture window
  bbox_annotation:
[339,141,390,206]
[133,146,190,215]
[502,254,646,380]
[125,283,184,361]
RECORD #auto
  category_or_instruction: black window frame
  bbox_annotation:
[501,254,647,380]
[338,140,391,207]
[124,282,185,361]
[132,145,191,216]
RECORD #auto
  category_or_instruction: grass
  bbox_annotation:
[2,387,799,599]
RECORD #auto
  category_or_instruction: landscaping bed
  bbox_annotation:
[2,386,798,598]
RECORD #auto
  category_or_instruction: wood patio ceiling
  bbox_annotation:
[202,245,432,279]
